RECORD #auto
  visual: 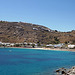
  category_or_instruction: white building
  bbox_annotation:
[0,42,2,45]
[68,45,75,48]
[2,43,10,45]
[10,43,15,46]
[46,44,53,47]
[33,28,38,30]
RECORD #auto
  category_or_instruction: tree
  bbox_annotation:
[15,44,20,47]
[54,37,60,44]
[55,30,58,32]
[37,41,41,46]
[65,41,68,44]
[38,43,41,46]
[32,44,35,48]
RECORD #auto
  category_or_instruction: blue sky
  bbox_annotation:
[0,0,75,32]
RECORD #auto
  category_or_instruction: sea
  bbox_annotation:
[0,48,75,75]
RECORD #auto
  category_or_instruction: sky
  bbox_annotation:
[0,0,75,32]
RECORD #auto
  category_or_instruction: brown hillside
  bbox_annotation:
[0,21,75,44]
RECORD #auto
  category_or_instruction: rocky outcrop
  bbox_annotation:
[56,66,75,75]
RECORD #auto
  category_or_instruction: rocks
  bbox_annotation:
[56,66,75,75]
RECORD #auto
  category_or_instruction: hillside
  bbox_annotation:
[0,21,75,44]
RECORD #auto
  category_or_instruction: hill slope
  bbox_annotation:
[0,21,75,44]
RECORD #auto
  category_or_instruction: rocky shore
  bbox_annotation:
[56,66,75,75]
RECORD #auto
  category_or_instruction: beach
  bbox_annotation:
[31,47,75,52]
[1,46,75,52]
[8,47,75,52]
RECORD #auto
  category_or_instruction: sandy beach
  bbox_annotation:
[31,47,75,52]
[1,47,75,52]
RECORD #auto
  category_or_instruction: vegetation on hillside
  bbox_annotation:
[0,21,75,44]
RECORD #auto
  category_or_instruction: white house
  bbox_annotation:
[68,45,75,48]
[46,44,53,47]
[0,42,2,45]
[54,44,64,48]
[2,43,10,45]
[33,28,38,30]
[10,43,15,46]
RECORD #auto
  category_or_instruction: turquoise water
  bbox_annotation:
[0,48,75,75]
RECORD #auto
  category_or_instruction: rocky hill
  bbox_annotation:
[0,21,75,44]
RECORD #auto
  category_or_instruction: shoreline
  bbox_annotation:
[0,47,75,52]
[32,48,75,52]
